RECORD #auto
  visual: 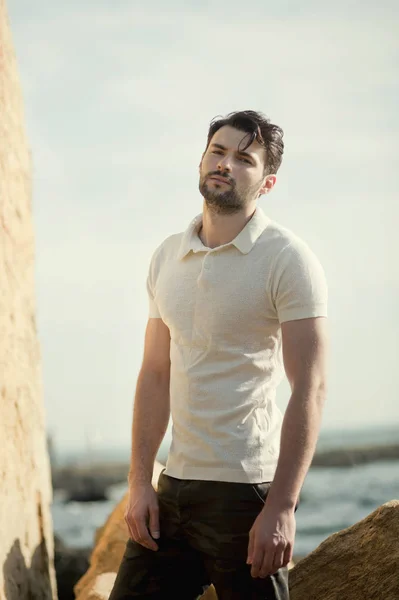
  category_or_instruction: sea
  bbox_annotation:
[51,425,399,558]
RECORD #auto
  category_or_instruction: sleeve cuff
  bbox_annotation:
[278,304,328,324]
[148,299,161,319]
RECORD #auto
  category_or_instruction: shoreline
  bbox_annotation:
[51,443,399,501]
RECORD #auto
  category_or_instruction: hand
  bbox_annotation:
[124,482,160,551]
[247,505,296,579]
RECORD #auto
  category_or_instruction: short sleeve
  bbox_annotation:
[273,241,328,324]
[146,251,162,319]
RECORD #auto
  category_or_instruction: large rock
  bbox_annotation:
[0,1,57,599]
[289,499,399,599]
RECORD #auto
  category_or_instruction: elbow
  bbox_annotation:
[291,376,327,406]
[315,380,327,407]
[309,375,327,401]
[139,366,170,389]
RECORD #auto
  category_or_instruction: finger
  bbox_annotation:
[135,517,158,551]
[268,546,284,577]
[250,544,265,578]
[124,513,136,540]
[129,519,139,543]
[148,504,160,540]
[258,546,275,579]
[247,531,255,565]
[282,543,293,568]
[125,512,141,545]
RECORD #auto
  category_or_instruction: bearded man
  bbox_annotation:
[109,110,328,600]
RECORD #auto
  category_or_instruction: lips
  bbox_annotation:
[209,175,231,184]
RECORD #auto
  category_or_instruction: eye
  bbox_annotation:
[212,149,223,155]
[238,156,251,164]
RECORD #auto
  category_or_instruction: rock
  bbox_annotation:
[51,462,130,495]
[64,477,109,503]
[311,444,399,467]
[0,1,57,598]
[52,462,131,503]
[83,573,117,600]
[54,537,90,600]
[289,499,399,600]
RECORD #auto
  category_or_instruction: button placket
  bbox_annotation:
[203,251,211,271]
[193,252,213,347]
[198,252,211,280]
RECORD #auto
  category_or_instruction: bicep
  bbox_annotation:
[141,318,171,379]
[281,317,328,392]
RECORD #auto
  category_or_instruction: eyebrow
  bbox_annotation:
[210,143,255,162]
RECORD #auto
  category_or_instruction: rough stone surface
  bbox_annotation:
[85,573,116,600]
[289,500,399,600]
[0,1,57,598]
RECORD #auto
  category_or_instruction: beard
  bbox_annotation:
[199,171,260,215]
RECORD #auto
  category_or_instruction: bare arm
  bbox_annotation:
[128,317,171,484]
[125,317,171,550]
[266,316,329,511]
[248,316,328,577]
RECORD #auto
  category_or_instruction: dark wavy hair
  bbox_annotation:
[205,110,284,175]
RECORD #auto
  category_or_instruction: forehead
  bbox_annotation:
[209,125,264,157]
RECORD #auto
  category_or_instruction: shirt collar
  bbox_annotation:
[177,207,270,260]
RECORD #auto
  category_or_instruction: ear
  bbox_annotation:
[258,174,277,197]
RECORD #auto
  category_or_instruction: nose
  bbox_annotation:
[217,155,232,173]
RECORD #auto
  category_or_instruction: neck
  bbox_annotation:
[199,201,257,249]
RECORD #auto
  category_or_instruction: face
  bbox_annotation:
[199,125,276,214]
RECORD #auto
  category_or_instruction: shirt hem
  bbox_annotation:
[163,463,278,484]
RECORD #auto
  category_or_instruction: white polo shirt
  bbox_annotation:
[147,207,328,483]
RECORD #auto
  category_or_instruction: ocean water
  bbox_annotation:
[52,426,399,558]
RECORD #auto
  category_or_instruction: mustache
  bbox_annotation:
[205,171,235,184]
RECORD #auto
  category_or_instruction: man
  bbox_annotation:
[109,110,328,600]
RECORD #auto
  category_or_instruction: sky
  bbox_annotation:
[7,0,399,454]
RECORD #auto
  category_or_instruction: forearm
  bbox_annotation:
[128,368,170,485]
[266,383,325,512]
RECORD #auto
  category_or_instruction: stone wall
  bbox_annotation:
[0,1,57,598]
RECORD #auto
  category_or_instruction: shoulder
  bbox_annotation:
[259,220,310,252]
[260,220,324,270]
[148,232,184,273]
[153,232,184,257]
[262,223,328,320]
